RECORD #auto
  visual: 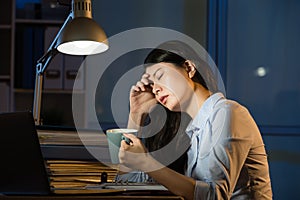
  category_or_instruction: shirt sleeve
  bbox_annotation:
[115,171,150,183]
[193,103,254,199]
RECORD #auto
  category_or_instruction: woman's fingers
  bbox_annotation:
[123,133,138,142]
[136,81,146,91]
[119,134,149,171]
[142,73,150,79]
[141,73,153,86]
[120,134,137,150]
[130,73,153,93]
[120,140,130,150]
[130,85,140,93]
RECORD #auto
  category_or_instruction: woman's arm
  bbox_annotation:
[146,158,196,200]
[119,133,196,200]
[127,73,157,131]
[127,112,148,130]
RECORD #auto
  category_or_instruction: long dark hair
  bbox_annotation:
[142,105,191,174]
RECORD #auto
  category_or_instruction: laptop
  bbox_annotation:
[0,111,50,195]
[0,111,169,196]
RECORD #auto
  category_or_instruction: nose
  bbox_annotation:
[152,84,161,96]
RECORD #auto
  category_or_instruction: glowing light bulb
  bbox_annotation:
[73,41,91,49]
[254,66,268,77]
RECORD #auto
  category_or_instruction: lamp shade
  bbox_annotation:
[57,17,109,55]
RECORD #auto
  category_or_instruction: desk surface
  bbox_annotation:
[0,196,184,200]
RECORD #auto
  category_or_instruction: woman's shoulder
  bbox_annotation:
[210,96,250,122]
[214,96,248,113]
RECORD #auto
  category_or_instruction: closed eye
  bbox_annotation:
[153,68,164,80]
[155,71,164,80]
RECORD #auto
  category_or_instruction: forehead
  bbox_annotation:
[145,62,176,75]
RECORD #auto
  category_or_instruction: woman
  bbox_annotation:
[119,41,272,200]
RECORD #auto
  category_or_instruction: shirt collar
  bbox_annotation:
[186,92,225,137]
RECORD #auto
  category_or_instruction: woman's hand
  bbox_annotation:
[129,73,157,114]
[119,133,150,171]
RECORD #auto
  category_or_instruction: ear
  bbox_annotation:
[184,60,197,78]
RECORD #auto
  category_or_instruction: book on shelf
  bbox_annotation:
[15,26,44,89]
[22,27,34,89]
[64,55,84,90]
[43,26,63,90]
[0,82,10,112]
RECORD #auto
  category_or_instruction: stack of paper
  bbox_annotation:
[46,160,118,190]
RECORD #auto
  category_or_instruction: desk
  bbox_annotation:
[21,130,184,200]
[0,196,184,200]
[0,162,183,200]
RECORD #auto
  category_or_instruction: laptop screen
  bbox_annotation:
[0,111,50,195]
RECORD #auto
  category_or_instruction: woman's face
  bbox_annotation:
[145,62,195,111]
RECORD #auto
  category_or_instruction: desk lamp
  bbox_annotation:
[33,0,108,125]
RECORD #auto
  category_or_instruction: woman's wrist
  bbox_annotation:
[138,153,164,173]
[127,112,147,130]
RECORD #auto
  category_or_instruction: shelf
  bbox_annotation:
[0,25,12,29]
[15,18,64,25]
[8,0,87,127]
[0,75,10,80]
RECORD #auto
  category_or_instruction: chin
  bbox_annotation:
[166,103,181,112]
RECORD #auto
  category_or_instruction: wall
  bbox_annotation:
[226,0,300,127]
[88,0,207,128]
[223,0,300,199]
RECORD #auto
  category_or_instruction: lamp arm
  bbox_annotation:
[37,12,73,74]
[33,13,73,125]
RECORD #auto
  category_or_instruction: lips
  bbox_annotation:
[159,95,169,104]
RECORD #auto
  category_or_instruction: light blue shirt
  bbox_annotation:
[186,93,272,199]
